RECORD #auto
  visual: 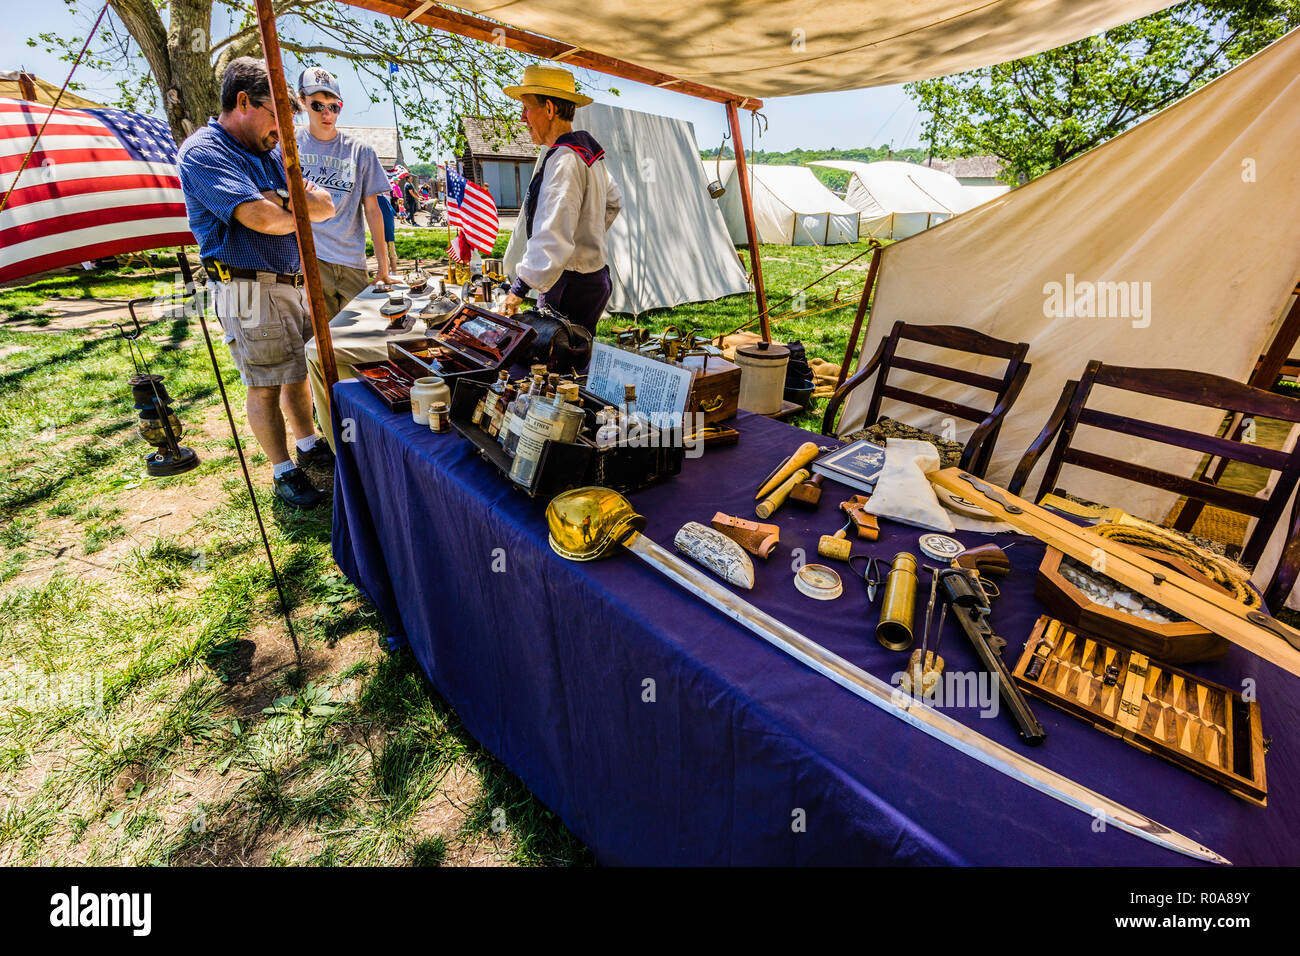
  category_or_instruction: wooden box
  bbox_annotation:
[386,303,536,386]
[680,354,740,425]
[1013,615,1267,805]
[1036,547,1229,664]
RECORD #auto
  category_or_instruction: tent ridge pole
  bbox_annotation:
[726,100,769,341]
[254,0,339,411]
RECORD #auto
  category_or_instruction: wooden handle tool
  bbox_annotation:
[789,473,826,508]
[755,442,820,500]
[817,518,854,561]
[711,513,779,559]
[756,468,809,519]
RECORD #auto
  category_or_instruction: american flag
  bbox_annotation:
[0,98,193,282]
[445,166,498,256]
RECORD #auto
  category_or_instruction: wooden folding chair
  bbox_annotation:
[1009,360,1300,611]
[821,320,1031,477]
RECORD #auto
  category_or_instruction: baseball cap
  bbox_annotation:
[298,67,341,98]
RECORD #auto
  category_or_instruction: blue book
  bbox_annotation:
[812,439,886,493]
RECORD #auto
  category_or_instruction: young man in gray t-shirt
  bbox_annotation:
[295,68,394,318]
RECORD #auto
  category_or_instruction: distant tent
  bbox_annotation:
[715,162,860,245]
[808,160,975,239]
[505,102,750,316]
[961,183,1013,207]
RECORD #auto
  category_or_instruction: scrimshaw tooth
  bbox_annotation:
[674,521,756,590]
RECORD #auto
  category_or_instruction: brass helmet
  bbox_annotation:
[546,486,646,561]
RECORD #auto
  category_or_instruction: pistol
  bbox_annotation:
[937,566,1045,745]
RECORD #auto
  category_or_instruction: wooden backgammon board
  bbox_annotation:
[1012,615,1267,805]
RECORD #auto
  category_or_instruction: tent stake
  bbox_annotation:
[726,100,769,341]
[254,0,339,414]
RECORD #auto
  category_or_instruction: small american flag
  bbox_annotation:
[0,98,193,282]
[445,166,498,256]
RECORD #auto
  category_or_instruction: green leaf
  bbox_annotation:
[107,810,124,828]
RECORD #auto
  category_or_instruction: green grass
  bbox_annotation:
[368,228,513,264]
[0,265,591,866]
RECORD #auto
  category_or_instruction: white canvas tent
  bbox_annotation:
[834,28,1300,532]
[808,160,973,239]
[714,162,861,245]
[504,102,750,316]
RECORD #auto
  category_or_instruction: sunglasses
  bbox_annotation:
[310,101,343,114]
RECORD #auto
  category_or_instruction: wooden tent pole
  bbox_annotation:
[835,241,883,390]
[1175,283,1300,534]
[726,100,768,341]
[254,0,339,402]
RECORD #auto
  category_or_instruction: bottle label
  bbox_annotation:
[510,411,566,487]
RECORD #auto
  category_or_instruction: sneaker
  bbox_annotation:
[296,439,335,471]
[273,467,324,510]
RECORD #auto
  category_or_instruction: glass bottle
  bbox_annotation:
[476,369,509,428]
[620,383,648,440]
[595,406,621,448]
[499,380,531,453]
[555,383,585,443]
[488,383,516,439]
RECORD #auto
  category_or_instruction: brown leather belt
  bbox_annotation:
[201,258,304,287]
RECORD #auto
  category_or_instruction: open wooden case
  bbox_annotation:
[1012,614,1267,805]
[387,303,536,385]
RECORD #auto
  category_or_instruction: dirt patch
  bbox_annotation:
[218,621,373,719]
[14,481,222,591]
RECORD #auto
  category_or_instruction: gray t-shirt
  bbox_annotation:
[296,128,388,269]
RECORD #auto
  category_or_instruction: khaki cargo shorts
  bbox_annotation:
[212,275,312,387]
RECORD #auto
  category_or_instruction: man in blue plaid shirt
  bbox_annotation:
[178,58,336,509]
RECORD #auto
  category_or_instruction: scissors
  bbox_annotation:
[848,555,886,603]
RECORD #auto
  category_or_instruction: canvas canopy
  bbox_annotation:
[446,1,1178,97]
[810,160,972,239]
[835,28,1300,530]
[715,162,860,245]
[504,102,751,316]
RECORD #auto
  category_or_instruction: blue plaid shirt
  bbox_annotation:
[177,119,300,273]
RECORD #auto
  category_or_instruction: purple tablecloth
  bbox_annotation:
[331,380,1299,865]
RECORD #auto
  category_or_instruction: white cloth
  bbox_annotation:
[864,440,956,533]
[516,148,623,294]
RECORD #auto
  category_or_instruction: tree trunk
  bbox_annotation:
[110,0,219,145]
[166,0,219,142]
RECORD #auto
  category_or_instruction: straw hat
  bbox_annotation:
[502,64,593,107]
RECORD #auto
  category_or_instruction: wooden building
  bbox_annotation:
[457,116,539,213]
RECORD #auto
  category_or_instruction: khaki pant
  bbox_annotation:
[212,276,311,387]
[317,260,371,319]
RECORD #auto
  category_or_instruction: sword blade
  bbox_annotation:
[621,530,1230,865]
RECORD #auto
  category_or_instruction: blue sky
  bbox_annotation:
[3,3,928,159]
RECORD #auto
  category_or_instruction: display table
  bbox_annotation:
[304,283,443,449]
[330,379,1299,865]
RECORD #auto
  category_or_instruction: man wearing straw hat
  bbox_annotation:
[500,65,622,334]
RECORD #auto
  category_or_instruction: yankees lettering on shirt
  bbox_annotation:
[294,127,389,270]
[49,885,152,936]
[299,152,357,196]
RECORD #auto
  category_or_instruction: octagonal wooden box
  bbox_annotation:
[1035,547,1230,664]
